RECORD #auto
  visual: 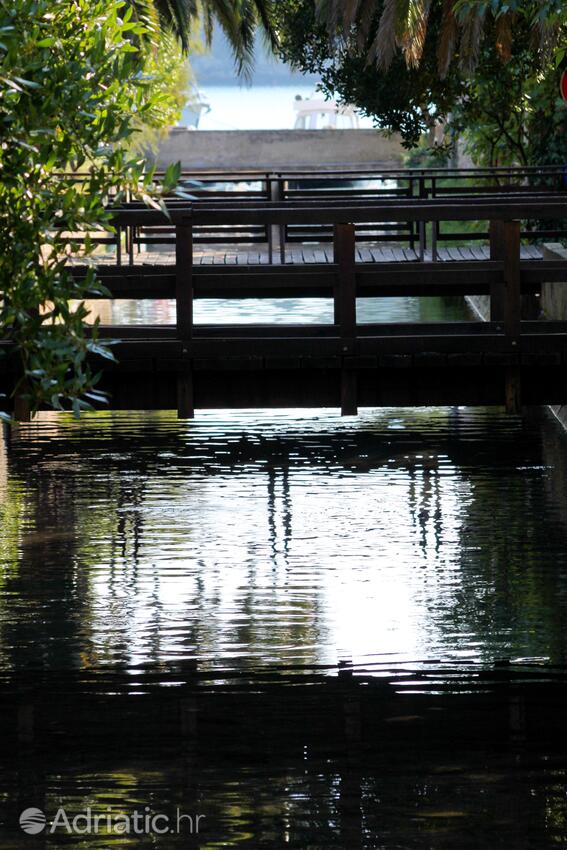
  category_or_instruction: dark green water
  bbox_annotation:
[1,295,567,848]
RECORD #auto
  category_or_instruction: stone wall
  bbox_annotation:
[152,128,404,172]
[466,242,567,432]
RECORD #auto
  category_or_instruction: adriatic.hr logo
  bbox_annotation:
[18,806,205,835]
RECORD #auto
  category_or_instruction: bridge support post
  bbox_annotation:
[13,393,31,423]
[176,217,194,419]
[489,220,506,321]
[490,219,522,414]
[334,223,358,416]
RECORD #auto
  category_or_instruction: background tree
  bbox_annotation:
[276,0,567,166]
[0,0,281,419]
[276,0,459,147]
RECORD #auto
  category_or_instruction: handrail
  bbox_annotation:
[56,164,567,182]
[57,166,567,262]
[155,165,567,177]
[106,196,567,227]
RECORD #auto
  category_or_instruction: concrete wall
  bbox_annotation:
[541,243,567,431]
[542,243,567,319]
[467,242,567,432]
[153,128,405,172]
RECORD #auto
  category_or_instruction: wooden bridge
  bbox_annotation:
[3,187,567,419]
[122,164,567,263]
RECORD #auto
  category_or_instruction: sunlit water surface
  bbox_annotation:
[1,386,567,672]
[87,294,468,326]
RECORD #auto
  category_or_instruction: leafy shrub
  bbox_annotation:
[0,0,181,417]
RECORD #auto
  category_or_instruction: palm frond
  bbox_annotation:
[357,0,378,50]
[458,4,487,73]
[368,0,400,68]
[402,0,432,67]
[152,0,196,50]
[495,11,514,62]
[530,1,561,65]
[128,0,277,73]
[234,0,259,77]
[315,0,341,36]
[437,0,458,77]
[245,0,278,51]
[343,0,364,30]
[317,0,376,48]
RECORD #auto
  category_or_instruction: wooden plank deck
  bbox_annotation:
[92,243,543,267]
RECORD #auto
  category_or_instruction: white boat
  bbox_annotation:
[180,90,211,129]
[293,94,360,130]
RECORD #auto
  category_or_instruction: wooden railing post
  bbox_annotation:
[176,214,194,419]
[116,225,122,267]
[431,215,438,261]
[278,177,286,265]
[407,177,416,251]
[490,218,522,413]
[502,220,521,341]
[334,222,357,416]
[268,173,283,265]
[489,220,505,320]
[418,174,427,261]
[13,391,31,423]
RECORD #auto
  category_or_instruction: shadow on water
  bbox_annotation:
[1,296,567,846]
[2,665,567,848]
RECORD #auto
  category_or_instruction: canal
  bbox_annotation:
[1,293,567,848]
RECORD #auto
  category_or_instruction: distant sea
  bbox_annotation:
[178,85,374,131]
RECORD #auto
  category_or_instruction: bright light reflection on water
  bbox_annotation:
[1,403,567,675]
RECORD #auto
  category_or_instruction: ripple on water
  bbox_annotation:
[0,405,566,675]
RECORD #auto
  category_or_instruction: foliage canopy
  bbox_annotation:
[276,0,567,166]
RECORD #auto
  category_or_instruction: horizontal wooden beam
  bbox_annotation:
[106,196,567,227]
[92,319,567,338]
[68,258,567,301]
[94,321,500,340]
[69,330,567,360]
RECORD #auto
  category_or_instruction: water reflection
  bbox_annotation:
[1,407,567,675]
[85,295,472,326]
[2,731,567,848]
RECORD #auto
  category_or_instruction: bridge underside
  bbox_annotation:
[95,363,567,410]
[3,316,567,415]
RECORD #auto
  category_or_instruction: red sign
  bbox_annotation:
[561,70,567,103]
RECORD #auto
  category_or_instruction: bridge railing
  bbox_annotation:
[60,166,567,264]
[268,165,567,258]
